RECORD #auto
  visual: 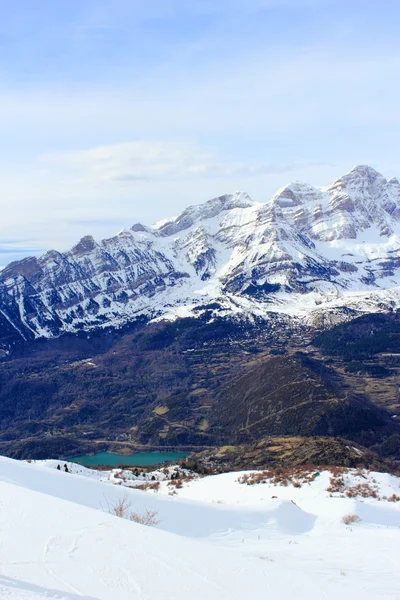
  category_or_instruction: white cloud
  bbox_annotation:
[42,140,327,183]
[0,11,399,262]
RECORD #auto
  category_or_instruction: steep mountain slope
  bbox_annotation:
[0,315,292,457]
[1,165,400,346]
[313,312,400,359]
[311,312,400,432]
[0,315,398,459]
[211,353,397,445]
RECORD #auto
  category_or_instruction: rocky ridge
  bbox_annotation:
[1,165,400,345]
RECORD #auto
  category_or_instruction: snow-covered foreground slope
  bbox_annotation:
[1,165,400,343]
[1,457,400,599]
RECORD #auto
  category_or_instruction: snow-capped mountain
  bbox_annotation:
[1,165,400,342]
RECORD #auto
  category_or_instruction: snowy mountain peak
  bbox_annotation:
[328,164,387,196]
[156,192,253,237]
[131,222,150,233]
[271,182,323,208]
[345,164,383,179]
[70,235,97,255]
[1,166,400,342]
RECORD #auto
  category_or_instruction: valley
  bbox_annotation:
[0,311,399,470]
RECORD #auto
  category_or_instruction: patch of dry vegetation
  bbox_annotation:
[131,481,161,492]
[326,468,380,499]
[342,513,361,525]
[237,466,319,487]
[238,465,400,502]
[109,496,161,526]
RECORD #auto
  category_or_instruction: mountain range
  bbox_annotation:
[1,164,400,348]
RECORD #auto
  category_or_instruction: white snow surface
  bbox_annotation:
[1,456,399,599]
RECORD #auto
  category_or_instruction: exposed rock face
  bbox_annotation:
[1,166,400,344]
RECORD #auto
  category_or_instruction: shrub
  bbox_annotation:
[387,494,400,503]
[131,481,160,492]
[167,478,186,489]
[130,509,161,526]
[110,496,131,518]
[327,469,381,499]
[108,496,161,526]
[345,483,378,499]
[342,513,360,525]
[237,466,319,487]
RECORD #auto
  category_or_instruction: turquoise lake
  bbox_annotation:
[69,451,189,467]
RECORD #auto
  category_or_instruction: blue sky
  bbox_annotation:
[0,0,400,264]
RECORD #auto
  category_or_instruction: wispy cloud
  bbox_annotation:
[0,241,47,268]
[43,141,327,183]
